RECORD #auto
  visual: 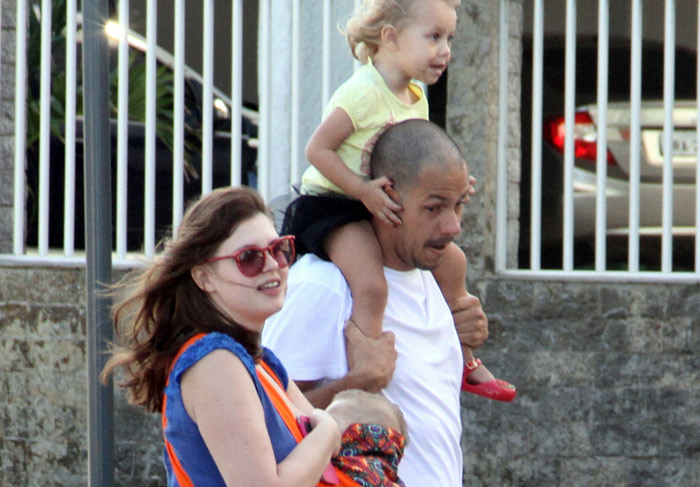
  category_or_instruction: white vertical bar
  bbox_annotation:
[13,0,27,255]
[562,0,577,271]
[696,1,700,273]
[202,0,214,193]
[594,0,609,272]
[63,0,77,256]
[628,0,642,272]
[230,0,243,187]
[529,0,544,270]
[144,0,157,257]
[116,0,130,259]
[495,0,509,272]
[290,0,301,183]
[173,0,185,231]
[38,0,52,256]
[322,1,331,109]
[353,0,362,73]
[258,0,270,201]
[0,1,2,126]
[661,0,675,273]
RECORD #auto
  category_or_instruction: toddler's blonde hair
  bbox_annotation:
[343,0,460,64]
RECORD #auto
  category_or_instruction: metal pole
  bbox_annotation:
[82,0,115,485]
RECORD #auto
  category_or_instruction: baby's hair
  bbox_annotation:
[342,0,460,64]
[331,389,409,440]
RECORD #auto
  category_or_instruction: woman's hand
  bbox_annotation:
[309,408,342,456]
[358,177,403,226]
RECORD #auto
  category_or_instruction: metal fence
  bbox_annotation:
[1,0,343,267]
[3,0,699,282]
[497,0,700,281]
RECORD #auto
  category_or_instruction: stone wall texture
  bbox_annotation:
[461,277,700,487]
[1,0,17,253]
[2,1,699,486]
[0,266,164,487]
[1,266,698,486]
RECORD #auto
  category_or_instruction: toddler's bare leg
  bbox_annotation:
[325,221,387,339]
[433,243,495,383]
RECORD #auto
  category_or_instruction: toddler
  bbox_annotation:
[283,0,515,401]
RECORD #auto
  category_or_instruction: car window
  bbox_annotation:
[525,37,697,104]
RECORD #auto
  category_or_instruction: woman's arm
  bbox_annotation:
[181,349,339,487]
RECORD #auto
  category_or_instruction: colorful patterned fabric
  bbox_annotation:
[332,423,406,487]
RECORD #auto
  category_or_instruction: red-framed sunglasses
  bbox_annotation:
[205,235,296,277]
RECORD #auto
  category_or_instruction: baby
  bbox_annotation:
[326,389,408,487]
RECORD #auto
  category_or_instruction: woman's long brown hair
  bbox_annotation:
[101,186,270,412]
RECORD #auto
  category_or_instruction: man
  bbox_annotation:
[263,119,488,486]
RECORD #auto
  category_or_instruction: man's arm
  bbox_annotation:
[263,262,397,408]
[296,321,397,409]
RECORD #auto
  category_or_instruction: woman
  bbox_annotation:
[102,186,341,486]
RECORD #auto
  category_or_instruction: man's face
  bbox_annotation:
[384,160,471,271]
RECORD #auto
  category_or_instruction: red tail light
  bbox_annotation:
[544,110,616,165]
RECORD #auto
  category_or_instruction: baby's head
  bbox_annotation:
[326,389,408,440]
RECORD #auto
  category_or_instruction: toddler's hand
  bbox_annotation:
[468,175,477,197]
[359,177,402,226]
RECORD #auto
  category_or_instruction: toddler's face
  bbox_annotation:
[393,0,457,85]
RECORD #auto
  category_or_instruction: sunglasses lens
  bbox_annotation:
[236,249,265,277]
[271,238,294,267]
[230,237,295,277]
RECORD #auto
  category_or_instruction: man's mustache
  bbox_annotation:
[425,238,454,248]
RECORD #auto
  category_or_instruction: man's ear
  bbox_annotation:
[380,24,399,49]
[191,265,215,293]
[384,184,403,209]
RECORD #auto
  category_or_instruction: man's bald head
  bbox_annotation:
[370,119,467,194]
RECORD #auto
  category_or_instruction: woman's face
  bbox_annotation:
[192,213,289,332]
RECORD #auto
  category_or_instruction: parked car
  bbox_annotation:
[519,36,697,269]
[25,6,258,251]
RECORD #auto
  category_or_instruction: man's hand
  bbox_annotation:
[344,320,397,392]
[295,321,397,408]
[448,293,488,349]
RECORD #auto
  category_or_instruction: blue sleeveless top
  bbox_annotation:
[162,332,298,486]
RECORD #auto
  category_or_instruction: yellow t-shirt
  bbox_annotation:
[301,60,429,195]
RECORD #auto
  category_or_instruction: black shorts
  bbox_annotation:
[281,194,371,261]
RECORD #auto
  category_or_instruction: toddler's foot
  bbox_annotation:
[464,360,495,384]
[461,358,516,402]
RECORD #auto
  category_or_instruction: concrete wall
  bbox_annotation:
[0,266,164,486]
[0,1,16,253]
[2,264,698,485]
[2,1,700,486]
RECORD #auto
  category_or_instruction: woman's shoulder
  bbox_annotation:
[170,332,256,384]
[261,347,289,389]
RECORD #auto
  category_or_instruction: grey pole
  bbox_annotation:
[82,0,115,486]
